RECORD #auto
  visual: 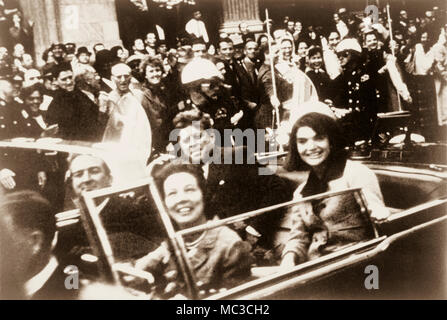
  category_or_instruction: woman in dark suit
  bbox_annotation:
[280,110,389,268]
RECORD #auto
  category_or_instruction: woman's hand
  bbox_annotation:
[370,208,390,222]
[37,171,47,189]
[134,254,155,272]
[231,110,244,125]
[0,168,16,190]
[270,95,281,109]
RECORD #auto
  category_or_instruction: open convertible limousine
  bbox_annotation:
[1,139,446,299]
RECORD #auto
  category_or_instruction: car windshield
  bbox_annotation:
[1,141,445,299]
[79,179,377,299]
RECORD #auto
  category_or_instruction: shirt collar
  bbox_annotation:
[33,114,48,130]
[24,256,58,299]
[306,67,325,74]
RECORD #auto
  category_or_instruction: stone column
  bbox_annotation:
[20,0,122,66]
[219,0,263,35]
[19,0,61,65]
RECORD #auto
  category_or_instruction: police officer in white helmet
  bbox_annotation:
[332,38,378,145]
[178,58,244,137]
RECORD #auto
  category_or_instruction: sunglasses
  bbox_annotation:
[337,51,350,58]
[200,80,221,89]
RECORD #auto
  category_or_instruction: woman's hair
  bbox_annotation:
[285,112,347,172]
[153,162,212,220]
[110,45,123,64]
[139,56,164,76]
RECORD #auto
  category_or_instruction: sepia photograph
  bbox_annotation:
[0,0,446,302]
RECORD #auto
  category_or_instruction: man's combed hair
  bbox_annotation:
[67,153,112,181]
[218,37,234,47]
[307,45,323,59]
[0,191,56,248]
[52,61,72,79]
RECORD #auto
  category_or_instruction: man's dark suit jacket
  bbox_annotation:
[31,263,79,300]
[45,89,101,141]
[203,149,296,246]
[56,194,165,264]
[233,57,261,105]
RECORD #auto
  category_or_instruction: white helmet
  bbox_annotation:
[336,38,362,53]
[181,58,223,84]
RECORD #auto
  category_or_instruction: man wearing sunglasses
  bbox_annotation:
[179,58,244,136]
[332,38,378,145]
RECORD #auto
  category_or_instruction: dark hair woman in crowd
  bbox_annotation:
[280,108,389,268]
[110,45,125,64]
[139,56,177,154]
[135,163,251,295]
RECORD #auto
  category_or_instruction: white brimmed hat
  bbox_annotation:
[290,101,337,124]
[336,38,362,53]
[181,58,223,84]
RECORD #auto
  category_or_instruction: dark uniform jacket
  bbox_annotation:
[362,48,389,113]
[0,98,24,139]
[305,68,334,101]
[0,99,47,192]
[332,65,378,142]
[221,58,241,98]
[203,148,296,247]
[178,95,240,137]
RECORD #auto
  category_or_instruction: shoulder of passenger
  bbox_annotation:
[345,160,373,174]
[344,160,378,183]
[213,226,244,248]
